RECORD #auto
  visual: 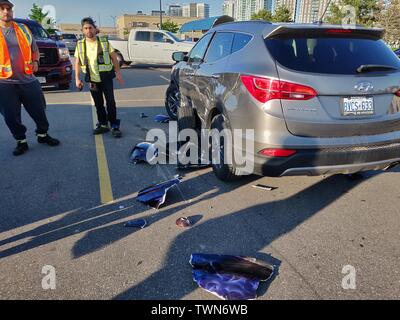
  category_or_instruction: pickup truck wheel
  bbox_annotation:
[165,84,180,120]
[116,53,124,68]
[210,114,240,182]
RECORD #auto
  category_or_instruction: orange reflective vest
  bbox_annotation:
[0,22,34,79]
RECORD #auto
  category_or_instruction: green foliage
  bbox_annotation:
[29,3,56,32]
[327,0,380,26]
[251,6,293,23]
[161,20,180,33]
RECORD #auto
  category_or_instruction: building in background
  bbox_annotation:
[182,3,198,17]
[151,10,167,16]
[168,4,183,16]
[197,3,210,18]
[182,3,210,18]
[58,24,118,37]
[223,0,235,17]
[116,14,195,39]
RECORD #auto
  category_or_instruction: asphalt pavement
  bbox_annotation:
[0,64,399,300]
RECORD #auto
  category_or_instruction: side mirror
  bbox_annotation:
[172,51,188,62]
[164,38,174,44]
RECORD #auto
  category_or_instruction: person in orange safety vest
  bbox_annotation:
[0,0,60,156]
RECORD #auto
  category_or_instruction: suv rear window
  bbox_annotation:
[265,36,400,75]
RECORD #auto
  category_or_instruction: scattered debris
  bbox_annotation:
[252,184,277,191]
[190,253,275,300]
[129,142,159,164]
[124,219,147,229]
[137,176,182,209]
[140,113,148,118]
[176,217,191,228]
[154,115,170,123]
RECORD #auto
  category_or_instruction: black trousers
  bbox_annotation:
[0,80,49,141]
[90,77,118,127]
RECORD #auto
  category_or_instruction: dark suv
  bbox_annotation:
[15,19,73,90]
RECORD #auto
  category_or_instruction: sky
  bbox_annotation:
[12,0,224,27]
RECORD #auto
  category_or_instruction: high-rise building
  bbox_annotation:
[234,0,269,21]
[295,0,336,23]
[182,3,198,17]
[197,3,210,18]
[168,5,183,17]
[223,0,235,17]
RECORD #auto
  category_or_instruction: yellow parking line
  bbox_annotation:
[91,105,114,204]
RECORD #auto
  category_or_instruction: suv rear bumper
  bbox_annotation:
[253,141,400,177]
[35,60,73,86]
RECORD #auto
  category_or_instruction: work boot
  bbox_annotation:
[13,140,29,156]
[112,128,122,138]
[37,134,60,146]
[111,120,122,138]
[93,123,110,135]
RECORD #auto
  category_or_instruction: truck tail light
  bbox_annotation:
[396,89,400,97]
[258,148,297,157]
[240,75,317,103]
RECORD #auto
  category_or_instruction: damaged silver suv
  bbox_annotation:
[171,21,400,181]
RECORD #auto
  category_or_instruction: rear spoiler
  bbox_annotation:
[265,25,385,40]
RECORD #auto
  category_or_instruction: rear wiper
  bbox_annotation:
[356,64,398,73]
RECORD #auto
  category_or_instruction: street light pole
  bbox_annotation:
[159,0,163,30]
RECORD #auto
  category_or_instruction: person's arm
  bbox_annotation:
[74,48,83,90]
[109,43,124,85]
[31,38,39,73]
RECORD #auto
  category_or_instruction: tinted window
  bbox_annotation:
[204,32,234,63]
[232,33,252,53]
[151,32,164,43]
[22,23,49,39]
[135,31,150,42]
[265,36,400,75]
[188,33,213,63]
[62,34,77,40]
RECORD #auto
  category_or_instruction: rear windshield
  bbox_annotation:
[265,36,400,75]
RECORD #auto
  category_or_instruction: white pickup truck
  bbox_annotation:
[109,29,195,66]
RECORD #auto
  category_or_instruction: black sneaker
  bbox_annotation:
[37,134,60,146]
[111,128,122,138]
[13,141,29,156]
[93,124,110,135]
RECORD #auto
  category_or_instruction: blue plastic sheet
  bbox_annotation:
[137,177,181,209]
[154,115,170,123]
[190,253,274,300]
[130,142,159,164]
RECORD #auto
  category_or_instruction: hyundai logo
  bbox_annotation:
[355,82,374,92]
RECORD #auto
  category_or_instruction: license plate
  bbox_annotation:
[36,77,46,84]
[342,97,374,116]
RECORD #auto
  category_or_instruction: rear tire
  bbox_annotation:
[177,104,196,132]
[210,114,240,182]
[165,84,180,120]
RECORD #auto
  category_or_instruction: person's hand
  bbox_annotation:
[32,61,39,73]
[116,71,125,86]
[76,79,84,91]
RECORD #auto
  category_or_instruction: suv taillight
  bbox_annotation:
[240,75,317,103]
[396,90,400,97]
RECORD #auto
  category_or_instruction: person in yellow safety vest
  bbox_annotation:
[0,0,60,156]
[75,17,125,138]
